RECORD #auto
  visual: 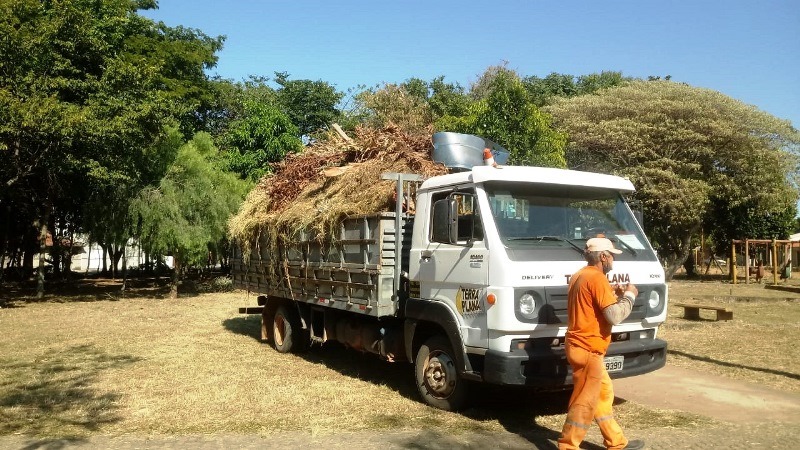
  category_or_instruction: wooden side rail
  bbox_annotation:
[673,302,733,321]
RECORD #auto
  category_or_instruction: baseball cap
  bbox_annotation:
[585,237,622,254]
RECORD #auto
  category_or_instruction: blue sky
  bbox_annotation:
[142,1,799,128]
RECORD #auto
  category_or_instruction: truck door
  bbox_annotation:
[417,189,489,349]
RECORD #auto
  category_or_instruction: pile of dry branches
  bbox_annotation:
[228,124,448,257]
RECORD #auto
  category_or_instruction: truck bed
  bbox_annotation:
[232,213,412,318]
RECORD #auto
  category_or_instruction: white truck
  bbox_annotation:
[234,133,667,410]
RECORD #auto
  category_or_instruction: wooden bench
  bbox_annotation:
[673,302,733,321]
[238,306,265,314]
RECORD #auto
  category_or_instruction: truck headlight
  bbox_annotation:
[519,293,537,319]
[648,290,661,309]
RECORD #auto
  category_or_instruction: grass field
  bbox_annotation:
[661,276,800,393]
[0,276,796,438]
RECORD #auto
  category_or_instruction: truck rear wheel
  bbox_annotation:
[415,335,469,411]
[271,305,307,353]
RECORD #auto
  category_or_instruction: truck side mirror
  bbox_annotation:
[432,198,458,244]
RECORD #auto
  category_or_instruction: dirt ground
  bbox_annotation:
[1,275,798,449]
[2,372,785,449]
[1,364,796,449]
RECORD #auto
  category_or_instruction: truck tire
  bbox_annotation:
[415,335,469,411]
[271,304,307,353]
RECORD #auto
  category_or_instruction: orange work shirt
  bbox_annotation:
[565,265,617,354]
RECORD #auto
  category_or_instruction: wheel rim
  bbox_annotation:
[273,314,286,347]
[423,349,457,398]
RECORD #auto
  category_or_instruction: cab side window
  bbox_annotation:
[430,189,483,243]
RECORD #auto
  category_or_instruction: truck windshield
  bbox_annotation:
[484,181,651,258]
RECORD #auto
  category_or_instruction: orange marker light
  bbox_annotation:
[486,293,497,306]
[483,148,497,167]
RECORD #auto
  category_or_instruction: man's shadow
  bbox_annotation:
[462,385,606,450]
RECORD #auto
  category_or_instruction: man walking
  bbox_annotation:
[558,237,645,450]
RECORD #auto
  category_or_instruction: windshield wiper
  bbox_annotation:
[610,236,638,256]
[508,235,561,241]
[508,236,584,255]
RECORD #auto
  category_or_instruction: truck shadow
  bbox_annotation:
[222,315,262,340]
[296,344,591,448]
[222,315,596,449]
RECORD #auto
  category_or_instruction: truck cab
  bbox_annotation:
[406,165,667,408]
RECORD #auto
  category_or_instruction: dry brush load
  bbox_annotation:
[228,124,448,259]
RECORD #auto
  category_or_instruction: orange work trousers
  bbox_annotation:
[558,342,627,450]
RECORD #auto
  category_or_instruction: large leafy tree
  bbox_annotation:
[221,95,303,181]
[203,76,278,137]
[132,133,250,298]
[546,80,800,279]
[0,0,222,293]
[523,71,630,107]
[206,77,305,181]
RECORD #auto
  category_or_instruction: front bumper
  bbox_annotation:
[482,338,667,386]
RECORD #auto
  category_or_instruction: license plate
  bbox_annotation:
[604,355,624,373]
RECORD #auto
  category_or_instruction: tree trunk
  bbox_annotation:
[121,241,128,293]
[36,203,52,299]
[663,234,694,281]
[111,245,123,280]
[63,222,74,277]
[170,252,180,299]
[100,243,108,275]
[22,225,36,280]
[85,241,92,274]
[0,203,9,283]
[49,213,60,278]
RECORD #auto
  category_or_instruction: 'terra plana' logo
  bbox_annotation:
[565,273,631,284]
[456,287,483,315]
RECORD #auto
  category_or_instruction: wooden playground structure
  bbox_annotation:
[729,238,798,284]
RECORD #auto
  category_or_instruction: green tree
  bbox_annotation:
[203,76,278,137]
[83,128,182,279]
[274,72,343,137]
[437,68,567,167]
[468,63,514,100]
[221,98,303,181]
[523,71,630,107]
[132,133,250,298]
[0,0,223,294]
[356,83,434,133]
[354,76,470,134]
[709,199,797,258]
[203,77,304,181]
[545,80,800,279]
[407,76,471,120]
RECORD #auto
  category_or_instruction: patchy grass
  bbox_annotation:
[663,279,800,392]
[0,280,710,438]
[0,290,479,438]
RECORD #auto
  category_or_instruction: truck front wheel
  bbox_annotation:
[271,305,306,353]
[415,335,469,411]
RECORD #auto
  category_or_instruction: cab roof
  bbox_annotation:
[419,165,636,192]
